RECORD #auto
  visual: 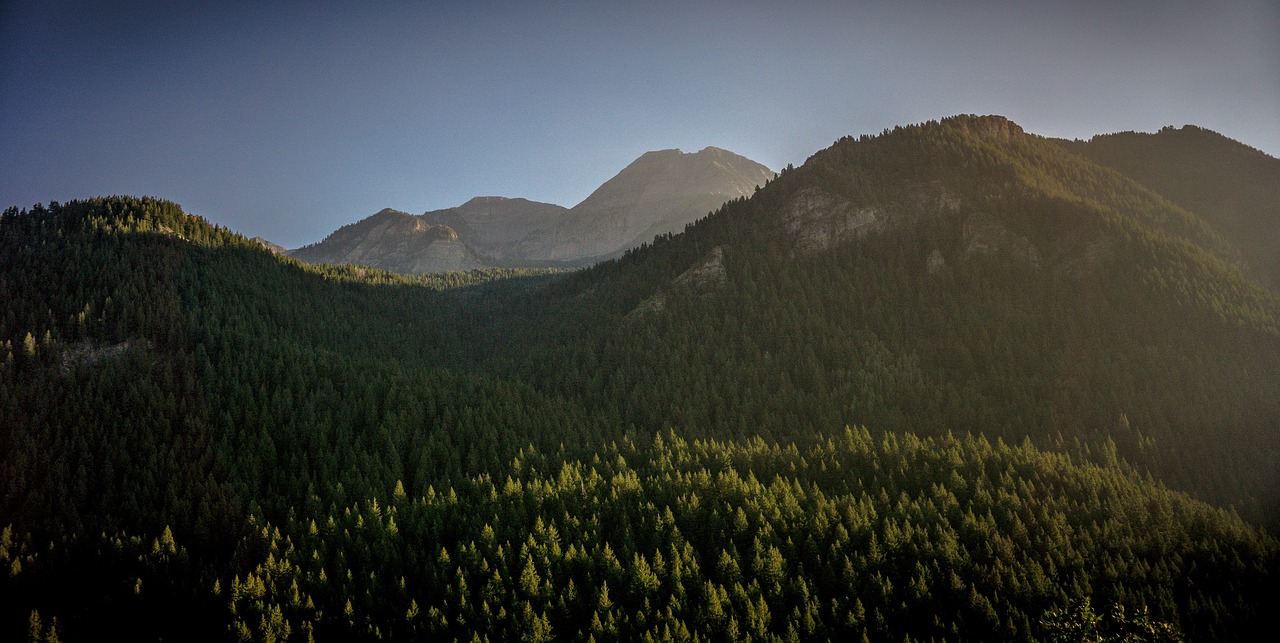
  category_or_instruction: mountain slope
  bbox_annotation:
[522,146,776,264]
[290,146,774,273]
[427,196,569,265]
[1058,126,1280,289]
[2,195,1274,638]
[523,115,1280,521]
[289,207,485,273]
[5,115,1280,639]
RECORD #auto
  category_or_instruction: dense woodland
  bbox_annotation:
[3,116,1280,640]
[1059,125,1280,290]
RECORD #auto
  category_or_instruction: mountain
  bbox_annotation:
[518,146,776,264]
[527,115,1280,520]
[426,196,570,265]
[290,207,485,273]
[290,146,774,273]
[1057,126,1280,290]
[4,117,1280,640]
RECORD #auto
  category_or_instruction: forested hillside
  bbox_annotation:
[520,116,1280,521]
[3,115,1280,641]
[1058,125,1280,290]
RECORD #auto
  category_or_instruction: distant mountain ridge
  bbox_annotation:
[6,115,1280,639]
[543,114,1280,520]
[290,207,485,273]
[290,146,775,273]
[1057,126,1280,290]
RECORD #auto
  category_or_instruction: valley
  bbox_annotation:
[2,116,1279,641]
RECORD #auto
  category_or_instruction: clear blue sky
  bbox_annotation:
[3,0,1277,248]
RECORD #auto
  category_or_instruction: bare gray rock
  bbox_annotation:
[1061,237,1115,277]
[291,147,773,274]
[60,339,150,375]
[926,249,947,274]
[628,245,729,320]
[786,186,884,256]
[250,237,287,255]
[962,216,1041,267]
[290,209,485,273]
[521,147,773,264]
[672,245,729,292]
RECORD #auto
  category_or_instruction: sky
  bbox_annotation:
[2,1,1277,248]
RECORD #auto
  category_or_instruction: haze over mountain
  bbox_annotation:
[6,2,1277,249]
[1058,126,1280,290]
[289,208,486,273]
[3,116,1279,640]
[291,146,774,272]
[536,115,1280,517]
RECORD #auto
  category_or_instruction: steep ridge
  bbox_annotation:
[530,115,1280,521]
[427,196,569,265]
[290,146,774,273]
[290,207,484,273]
[5,117,1280,638]
[1058,126,1280,290]
[523,146,776,264]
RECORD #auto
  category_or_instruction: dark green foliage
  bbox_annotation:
[3,115,1280,640]
[2,525,222,642]
[524,116,1280,521]
[1059,125,1280,290]
[5,432,1274,641]
[1041,597,1183,642]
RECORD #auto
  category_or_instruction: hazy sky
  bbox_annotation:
[3,1,1277,247]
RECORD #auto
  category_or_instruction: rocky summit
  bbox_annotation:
[289,146,774,273]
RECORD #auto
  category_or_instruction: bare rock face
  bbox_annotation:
[523,147,774,264]
[786,186,884,256]
[428,197,569,264]
[673,245,728,292]
[250,237,287,255]
[962,215,1041,267]
[1060,237,1115,277]
[627,290,668,319]
[950,114,1026,142]
[290,208,484,273]
[291,147,773,274]
[926,249,947,274]
[60,339,151,375]
[905,181,962,214]
[628,245,729,320]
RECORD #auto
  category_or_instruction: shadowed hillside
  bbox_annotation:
[1059,126,1280,290]
[4,115,1280,639]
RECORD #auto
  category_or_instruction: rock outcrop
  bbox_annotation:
[786,186,884,256]
[962,216,1042,267]
[628,245,729,320]
[672,245,729,292]
[251,237,287,255]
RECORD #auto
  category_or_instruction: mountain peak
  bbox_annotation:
[460,196,514,207]
[634,148,685,161]
[633,146,748,161]
[942,114,1025,140]
[695,145,747,158]
[292,146,774,272]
